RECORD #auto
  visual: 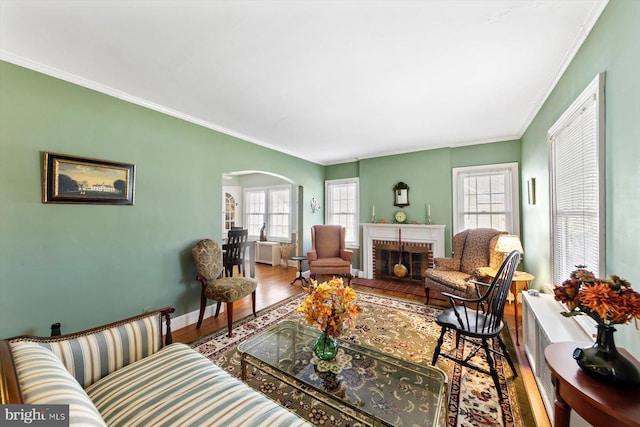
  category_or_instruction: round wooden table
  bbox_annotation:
[289,256,308,286]
[544,341,640,427]
[487,269,534,345]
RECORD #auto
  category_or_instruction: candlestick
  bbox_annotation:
[427,204,431,224]
[371,205,375,223]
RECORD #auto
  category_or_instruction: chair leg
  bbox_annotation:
[431,327,447,365]
[196,288,207,329]
[226,301,234,337]
[497,335,518,378]
[482,338,503,401]
[214,301,222,317]
[251,291,257,317]
[425,287,430,305]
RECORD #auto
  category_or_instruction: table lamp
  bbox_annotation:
[495,234,524,262]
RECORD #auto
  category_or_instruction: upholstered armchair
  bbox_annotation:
[424,228,506,305]
[307,225,353,284]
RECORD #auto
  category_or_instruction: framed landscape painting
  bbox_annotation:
[42,152,136,205]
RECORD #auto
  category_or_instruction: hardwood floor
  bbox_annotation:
[173,263,551,427]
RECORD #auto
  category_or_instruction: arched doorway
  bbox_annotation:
[221,171,304,259]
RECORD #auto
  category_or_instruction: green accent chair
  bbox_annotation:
[192,239,257,337]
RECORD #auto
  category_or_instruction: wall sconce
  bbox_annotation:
[527,178,536,205]
[310,197,320,213]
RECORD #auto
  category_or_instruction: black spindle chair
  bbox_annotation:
[431,250,520,401]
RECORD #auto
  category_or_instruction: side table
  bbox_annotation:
[289,256,308,286]
[544,342,640,427]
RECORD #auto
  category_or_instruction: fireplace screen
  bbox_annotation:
[373,240,434,283]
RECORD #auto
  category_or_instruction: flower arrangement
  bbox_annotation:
[296,277,361,338]
[553,266,640,327]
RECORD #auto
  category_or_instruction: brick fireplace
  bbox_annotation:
[373,240,434,282]
[361,223,446,280]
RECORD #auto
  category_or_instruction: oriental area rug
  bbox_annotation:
[191,292,532,427]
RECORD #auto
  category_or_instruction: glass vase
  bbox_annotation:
[313,331,338,361]
[573,324,640,388]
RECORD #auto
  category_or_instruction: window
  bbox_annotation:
[452,163,519,234]
[268,187,290,239]
[244,185,291,241]
[245,189,266,236]
[325,178,359,247]
[549,73,604,284]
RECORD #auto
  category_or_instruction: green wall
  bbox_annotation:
[0,61,324,338]
[328,140,521,257]
[521,0,640,357]
[4,0,636,360]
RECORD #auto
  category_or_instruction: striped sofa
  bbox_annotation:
[0,307,310,427]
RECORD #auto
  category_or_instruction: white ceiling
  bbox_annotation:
[0,0,607,165]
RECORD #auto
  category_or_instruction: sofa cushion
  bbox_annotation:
[10,342,107,427]
[86,343,310,427]
[11,312,161,388]
[204,276,258,302]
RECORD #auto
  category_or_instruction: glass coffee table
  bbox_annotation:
[238,320,447,427]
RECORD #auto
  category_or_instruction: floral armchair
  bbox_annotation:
[424,228,506,305]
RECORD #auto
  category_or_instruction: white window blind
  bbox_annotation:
[549,73,604,284]
[452,163,519,234]
[325,178,359,247]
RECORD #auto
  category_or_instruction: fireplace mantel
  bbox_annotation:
[362,223,446,279]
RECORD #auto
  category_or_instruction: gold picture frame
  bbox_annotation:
[42,152,136,205]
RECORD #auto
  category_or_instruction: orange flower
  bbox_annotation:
[295,277,361,337]
[579,282,618,321]
[554,267,640,327]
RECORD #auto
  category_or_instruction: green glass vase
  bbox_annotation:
[313,331,338,361]
[573,324,640,388]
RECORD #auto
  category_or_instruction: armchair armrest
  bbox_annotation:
[306,250,317,262]
[468,280,492,299]
[442,286,487,304]
[340,249,353,263]
[0,340,22,404]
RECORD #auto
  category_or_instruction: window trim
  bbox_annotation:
[452,162,520,235]
[325,177,360,249]
[548,73,605,283]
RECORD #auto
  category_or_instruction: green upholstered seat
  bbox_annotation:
[192,239,257,336]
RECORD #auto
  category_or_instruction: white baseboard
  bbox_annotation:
[163,304,223,336]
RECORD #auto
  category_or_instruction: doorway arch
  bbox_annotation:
[221,170,304,258]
